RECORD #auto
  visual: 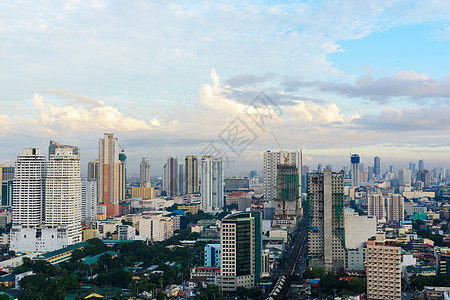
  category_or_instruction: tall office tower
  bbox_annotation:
[12,148,46,227]
[99,133,120,216]
[409,162,416,174]
[185,155,199,194]
[399,169,412,186]
[367,193,385,220]
[249,170,257,178]
[366,234,401,300]
[201,156,224,212]
[45,147,82,245]
[416,169,431,188]
[386,193,404,223]
[178,163,184,195]
[167,157,179,197]
[118,150,126,201]
[263,150,302,219]
[82,179,98,225]
[389,165,395,173]
[162,163,167,191]
[307,169,345,274]
[373,156,380,178]
[48,140,80,159]
[140,158,150,188]
[351,154,360,187]
[273,164,300,231]
[0,165,14,182]
[217,211,262,292]
[87,159,99,180]
[318,163,322,172]
[418,159,424,171]
[367,166,373,181]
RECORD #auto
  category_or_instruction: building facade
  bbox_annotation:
[368,193,385,220]
[81,179,98,225]
[386,193,404,223]
[185,155,199,194]
[351,154,360,187]
[201,156,224,212]
[99,133,120,216]
[204,244,221,267]
[140,158,150,188]
[307,169,345,274]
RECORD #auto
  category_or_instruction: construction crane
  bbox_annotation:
[271,131,289,165]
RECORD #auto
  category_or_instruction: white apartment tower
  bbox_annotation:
[307,169,345,274]
[201,156,224,212]
[140,158,150,188]
[12,148,46,227]
[386,193,404,223]
[45,147,82,245]
[263,150,302,219]
[368,193,385,221]
[82,179,98,225]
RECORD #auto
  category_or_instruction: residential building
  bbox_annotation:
[118,225,136,240]
[366,234,401,300]
[1,180,13,208]
[139,214,174,242]
[99,133,120,216]
[45,147,82,245]
[368,193,385,220]
[307,169,345,274]
[0,165,14,182]
[399,169,412,186]
[217,212,262,292]
[118,150,126,202]
[263,150,302,220]
[185,155,199,194]
[416,169,431,188]
[373,156,380,178]
[351,154,360,187]
[87,159,99,180]
[81,179,98,225]
[167,157,179,196]
[204,244,221,267]
[140,158,151,188]
[386,193,404,223]
[201,156,224,212]
[130,187,155,199]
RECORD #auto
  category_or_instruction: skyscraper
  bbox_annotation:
[386,193,404,223]
[167,157,179,197]
[185,155,199,194]
[45,147,82,245]
[82,179,98,225]
[351,154,360,187]
[118,150,126,201]
[367,193,385,220]
[217,211,262,292]
[48,140,80,158]
[201,156,223,212]
[307,169,345,274]
[418,159,424,171]
[178,163,184,195]
[87,159,99,180]
[416,169,431,188]
[263,150,302,219]
[12,148,46,227]
[399,169,412,186]
[373,156,380,178]
[99,133,120,216]
[140,158,150,188]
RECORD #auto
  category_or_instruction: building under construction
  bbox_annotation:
[273,164,300,231]
[306,169,345,274]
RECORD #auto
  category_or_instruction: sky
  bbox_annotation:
[1,0,450,177]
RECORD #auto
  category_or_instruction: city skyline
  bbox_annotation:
[1,2,450,175]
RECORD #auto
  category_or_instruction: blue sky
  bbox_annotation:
[1,0,450,176]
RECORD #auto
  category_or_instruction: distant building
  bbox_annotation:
[82,179,98,225]
[204,244,221,267]
[217,212,262,292]
[373,156,380,178]
[201,156,223,212]
[185,155,199,194]
[368,193,385,220]
[1,180,13,208]
[118,225,136,240]
[166,157,179,197]
[224,178,250,192]
[131,187,155,199]
[140,158,151,188]
[99,133,120,216]
[386,193,404,223]
[139,214,174,242]
[307,169,345,274]
[416,169,431,188]
[351,154,360,187]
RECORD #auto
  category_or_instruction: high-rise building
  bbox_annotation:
[373,156,380,178]
[162,163,167,191]
[367,193,385,220]
[45,147,82,245]
[263,150,302,219]
[204,243,221,267]
[140,158,150,188]
[249,170,257,178]
[82,179,98,225]
[0,165,14,182]
[418,159,424,171]
[389,165,395,173]
[366,234,401,300]
[99,133,120,216]
[1,180,13,208]
[201,156,223,212]
[12,148,46,227]
[48,140,80,159]
[409,162,416,174]
[416,169,431,188]
[217,211,262,292]
[273,164,300,230]
[386,193,404,223]
[399,169,412,186]
[118,150,126,201]
[178,163,184,195]
[185,155,199,194]
[167,157,179,197]
[307,169,345,274]
[87,160,99,180]
[318,164,322,172]
[351,154,360,187]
